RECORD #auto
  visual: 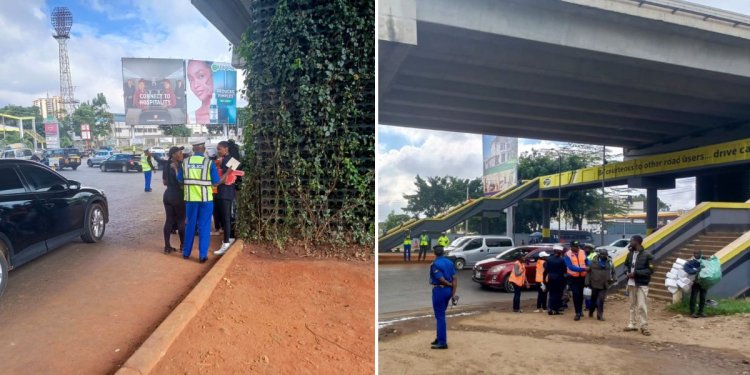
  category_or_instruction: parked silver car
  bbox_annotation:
[445,235,515,270]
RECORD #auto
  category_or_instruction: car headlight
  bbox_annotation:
[489,264,506,273]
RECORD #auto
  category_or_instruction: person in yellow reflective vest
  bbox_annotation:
[438,233,450,247]
[140,149,155,192]
[177,140,220,263]
[403,232,412,262]
[418,233,430,261]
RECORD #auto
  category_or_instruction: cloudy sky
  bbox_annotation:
[0,0,238,113]
[377,0,750,222]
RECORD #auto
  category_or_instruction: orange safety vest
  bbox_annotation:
[509,260,526,287]
[566,250,587,277]
[535,259,546,283]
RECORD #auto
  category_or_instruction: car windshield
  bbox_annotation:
[97,152,109,156]
[449,237,472,248]
[497,249,523,261]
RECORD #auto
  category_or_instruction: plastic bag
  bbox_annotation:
[683,259,701,275]
[583,287,592,298]
[697,256,721,289]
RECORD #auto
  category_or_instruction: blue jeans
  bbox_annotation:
[432,286,452,345]
[144,170,152,191]
[403,244,411,261]
[513,285,522,311]
[183,201,213,259]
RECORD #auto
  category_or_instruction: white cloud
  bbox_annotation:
[0,0,243,114]
[377,126,482,221]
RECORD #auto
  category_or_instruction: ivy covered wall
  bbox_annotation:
[236,0,375,250]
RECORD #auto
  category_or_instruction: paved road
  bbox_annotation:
[379,263,536,317]
[0,161,223,375]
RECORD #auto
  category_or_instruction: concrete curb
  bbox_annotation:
[115,240,244,375]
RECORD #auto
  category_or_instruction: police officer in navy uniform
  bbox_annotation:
[430,245,457,349]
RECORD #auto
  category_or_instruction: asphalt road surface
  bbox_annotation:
[0,160,223,374]
[379,263,536,317]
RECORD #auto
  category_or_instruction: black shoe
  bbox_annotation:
[199,257,208,263]
[163,246,174,254]
[574,314,581,321]
[431,339,438,345]
[691,313,698,318]
[698,312,706,318]
[597,316,604,321]
[548,310,554,315]
[431,344,448,349]
[183,255,189,260]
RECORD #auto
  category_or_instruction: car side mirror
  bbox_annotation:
[67,180,81,190]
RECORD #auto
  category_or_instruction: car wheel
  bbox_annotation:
[87,159,93,167]
[504,275,515,293]
[0,240,9,298]
[122,165,128,173]
[81,203,106,243]
[454,258,465,270]
[72,165,78,170]
[100,164,106,172]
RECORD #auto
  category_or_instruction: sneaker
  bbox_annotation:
[697,312,707,318]
[534,309,540,313]
[431,343,448,350]
[214,242,231,255]
[641,328,651,336]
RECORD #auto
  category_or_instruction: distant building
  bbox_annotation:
[33,96,64,119]
[111,113,166,147]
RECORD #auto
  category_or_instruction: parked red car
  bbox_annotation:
[472,245,558,292]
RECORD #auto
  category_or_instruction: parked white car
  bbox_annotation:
[596,239,630,259]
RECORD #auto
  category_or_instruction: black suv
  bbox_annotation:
[100,153,142,173]
[0,160,108,297]
[43,148,82,170]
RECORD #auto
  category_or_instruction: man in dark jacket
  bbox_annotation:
[687,250,707,318]
[623,235,654,336]
[585,248,615,321]
[543,246,568,315]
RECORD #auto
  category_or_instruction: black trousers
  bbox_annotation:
[568,276,586,316]
[547,279,565,312]
[590,288,607,318]
[216,199,233,243]
[418,245,428,260]
[212,194,222,230]
[513,285,522,311]
[690,283,707,314]
[537,287,548,309]
[163,199,185,249]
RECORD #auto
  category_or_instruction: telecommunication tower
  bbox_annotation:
[51,7,78,116]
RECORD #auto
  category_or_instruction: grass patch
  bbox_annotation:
[667,297,750,316]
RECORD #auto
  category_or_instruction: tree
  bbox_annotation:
[162,124,192,137]
[379,210,412,234]
[0,104,45,143]
[632,194,671,212]
[70,93,114,147]
[402,175,483,218]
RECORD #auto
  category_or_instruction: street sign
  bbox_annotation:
[44,120,60,149]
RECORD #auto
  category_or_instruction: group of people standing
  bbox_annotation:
[157,139,241,262]
[402,231,450,262]
[430,234,658,349]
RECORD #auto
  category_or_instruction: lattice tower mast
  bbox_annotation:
[52,7,78,117]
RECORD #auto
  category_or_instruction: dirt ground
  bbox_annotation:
[152,243,375,374]
[380,295,750,375]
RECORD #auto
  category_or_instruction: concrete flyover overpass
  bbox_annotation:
[380,0,750,151]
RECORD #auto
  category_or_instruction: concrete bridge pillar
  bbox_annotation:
[646,188,658,236]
